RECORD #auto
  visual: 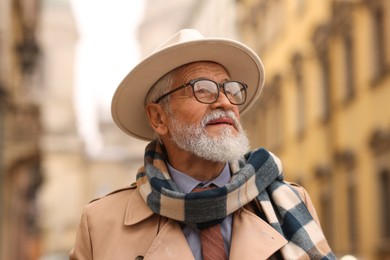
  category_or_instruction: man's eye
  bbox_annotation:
[195,88,212,95]
[196,89,207,94]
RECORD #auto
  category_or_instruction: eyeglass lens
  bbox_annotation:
[193,80,246,105]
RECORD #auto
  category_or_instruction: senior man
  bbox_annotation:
[70,29,335,260]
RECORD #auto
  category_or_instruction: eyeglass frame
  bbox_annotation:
[154,77,248,105]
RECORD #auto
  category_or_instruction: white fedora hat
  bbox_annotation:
[111,29,265,141]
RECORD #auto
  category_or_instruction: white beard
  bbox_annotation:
[168,110,250,162]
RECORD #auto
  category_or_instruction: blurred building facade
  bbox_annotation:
[0,0,43,259]
[138,0,238,57]
[37,0,146,259]
[237,0,390,259]
[1,0,147,259]
[37,0,84,258]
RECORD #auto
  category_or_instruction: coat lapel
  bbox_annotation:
[230,208,287,259]
[124,189,194,259]
[124,187,154,225]
[144,219,194,260]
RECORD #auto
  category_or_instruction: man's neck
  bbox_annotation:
[165,148,226,181]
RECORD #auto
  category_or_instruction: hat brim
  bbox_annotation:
[111,38,265,141]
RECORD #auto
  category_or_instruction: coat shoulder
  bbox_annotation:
[285,182,308,201]
[86,182,137,209]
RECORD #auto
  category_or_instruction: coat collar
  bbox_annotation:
[124,187,154,225]
[125,188,287,259]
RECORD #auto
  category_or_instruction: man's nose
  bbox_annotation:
[210,90,234,110]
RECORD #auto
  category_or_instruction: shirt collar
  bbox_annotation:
[167,162,231,193]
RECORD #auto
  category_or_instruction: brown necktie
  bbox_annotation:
[192,185,227,260]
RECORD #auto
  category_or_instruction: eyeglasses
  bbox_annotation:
[155,78,248,105]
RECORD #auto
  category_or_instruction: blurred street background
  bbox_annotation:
[0,0,389,259]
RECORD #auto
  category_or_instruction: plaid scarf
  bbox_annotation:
[136,141,335,259]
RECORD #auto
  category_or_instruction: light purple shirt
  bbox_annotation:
[167,163,232,260]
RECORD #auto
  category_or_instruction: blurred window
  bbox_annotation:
[370,1,389,81]
[379,169,390,239]
[342,32,355,102]
[292,53,305,139]
[347,169,358,253]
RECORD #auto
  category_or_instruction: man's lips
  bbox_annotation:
[206,117,235,126]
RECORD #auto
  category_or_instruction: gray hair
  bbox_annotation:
[145,69,177,110]
[145,68,178,141]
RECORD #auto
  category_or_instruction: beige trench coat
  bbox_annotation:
[70,183,321,260]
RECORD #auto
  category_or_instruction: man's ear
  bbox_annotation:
[146,103,169,136]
